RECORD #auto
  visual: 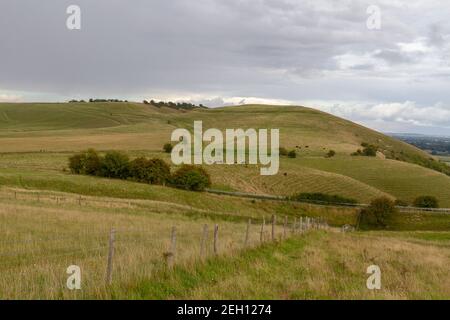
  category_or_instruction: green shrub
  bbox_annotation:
[352,143,378,157]
[413,196,439,208]
[100,151,130,179]
[290,193,357,205]
[68,149,102,175]
[326,150,336,158]
[163,143,173,153]
[359,197,397,229]
[287,150,297,158]
[279,147,288,156]
[394,199,409,207]
[129,157,171,185]
[171,165,211,191]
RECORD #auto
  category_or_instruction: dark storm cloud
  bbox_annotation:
[1,0,450,133]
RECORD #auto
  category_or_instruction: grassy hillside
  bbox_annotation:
[1,102,450,300]
[1,102,450,206]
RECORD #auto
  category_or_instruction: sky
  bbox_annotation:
[1,0,450,135]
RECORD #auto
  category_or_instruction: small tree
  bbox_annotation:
[69,153,84,174]
[100,151,130,179]
[163,143,173,153]
[68,149,102,176]
[359,197,397,229]
[171,165,211,191]
[129,157,171,185]
[413,196,439,208]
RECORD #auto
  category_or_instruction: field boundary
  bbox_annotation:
[205,188,450,214]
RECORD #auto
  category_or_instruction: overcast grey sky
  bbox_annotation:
[1,0,450,134]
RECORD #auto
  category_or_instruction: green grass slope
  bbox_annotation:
[1,102,450,206]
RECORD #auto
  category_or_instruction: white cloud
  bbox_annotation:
[0,93,22,102]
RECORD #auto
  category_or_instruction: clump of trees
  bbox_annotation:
[413,196,439,208]
[143,100,207,110]
[352,143,378,157]
[171,165,211,191]
[68,149,210,191]
[89,99,128,103]
[290,193,357,205]
[358,197,397,230]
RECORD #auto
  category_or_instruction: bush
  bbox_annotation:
[394,199,409,207]
[69,154,84,174]
[171,165,211,191]
[163,143,173,153]
[359,197,397,229]
[129,157,171,185]
[100,151,130,179]
[326,150,336,158]
[413,196,439,208]
[68,149,102,175]
[287,150,297,158]
[290,193,357,205]
[279,147,288,156]
[352,143,378,157]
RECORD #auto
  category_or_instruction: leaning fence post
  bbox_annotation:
[283,216,287,239]
[106,228,116,285]
[271,215,276,241]
[169,227,177,267]
[200,224,208,258]
[260,218,265,243]
[213,224,219,255]
[244,219,251,247]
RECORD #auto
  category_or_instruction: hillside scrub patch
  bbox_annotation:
[326,150,336,158]
[171,165,211,191]
[279,147,288,156]
[287,150,297,158]
[100,151,131,179]
[68,149,102,175]
[359,197,397,230]
[290,193,357,205]
[413,196,439,208]
[163,143,173,153]
[130,157,171,185]
[352,143,378,157]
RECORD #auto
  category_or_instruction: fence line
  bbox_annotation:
[205,188,450,214]
[4,187,450,215]
[0,215,329,286]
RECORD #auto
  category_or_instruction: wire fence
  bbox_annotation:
[205,188,450,214]
[0,214,329,287]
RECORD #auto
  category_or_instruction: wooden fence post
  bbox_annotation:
[260,218,265,243]
[292,218,297,234]
[106,228,116,285]
[271,215,276,241]
[200,224,208,258]
[244,219,251,247]
[283,216,287,239]
[14,192,17,200]
[169,227,177,267]
[213,224,219,255]
[78,195,82,206]
[299,217,303,233]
